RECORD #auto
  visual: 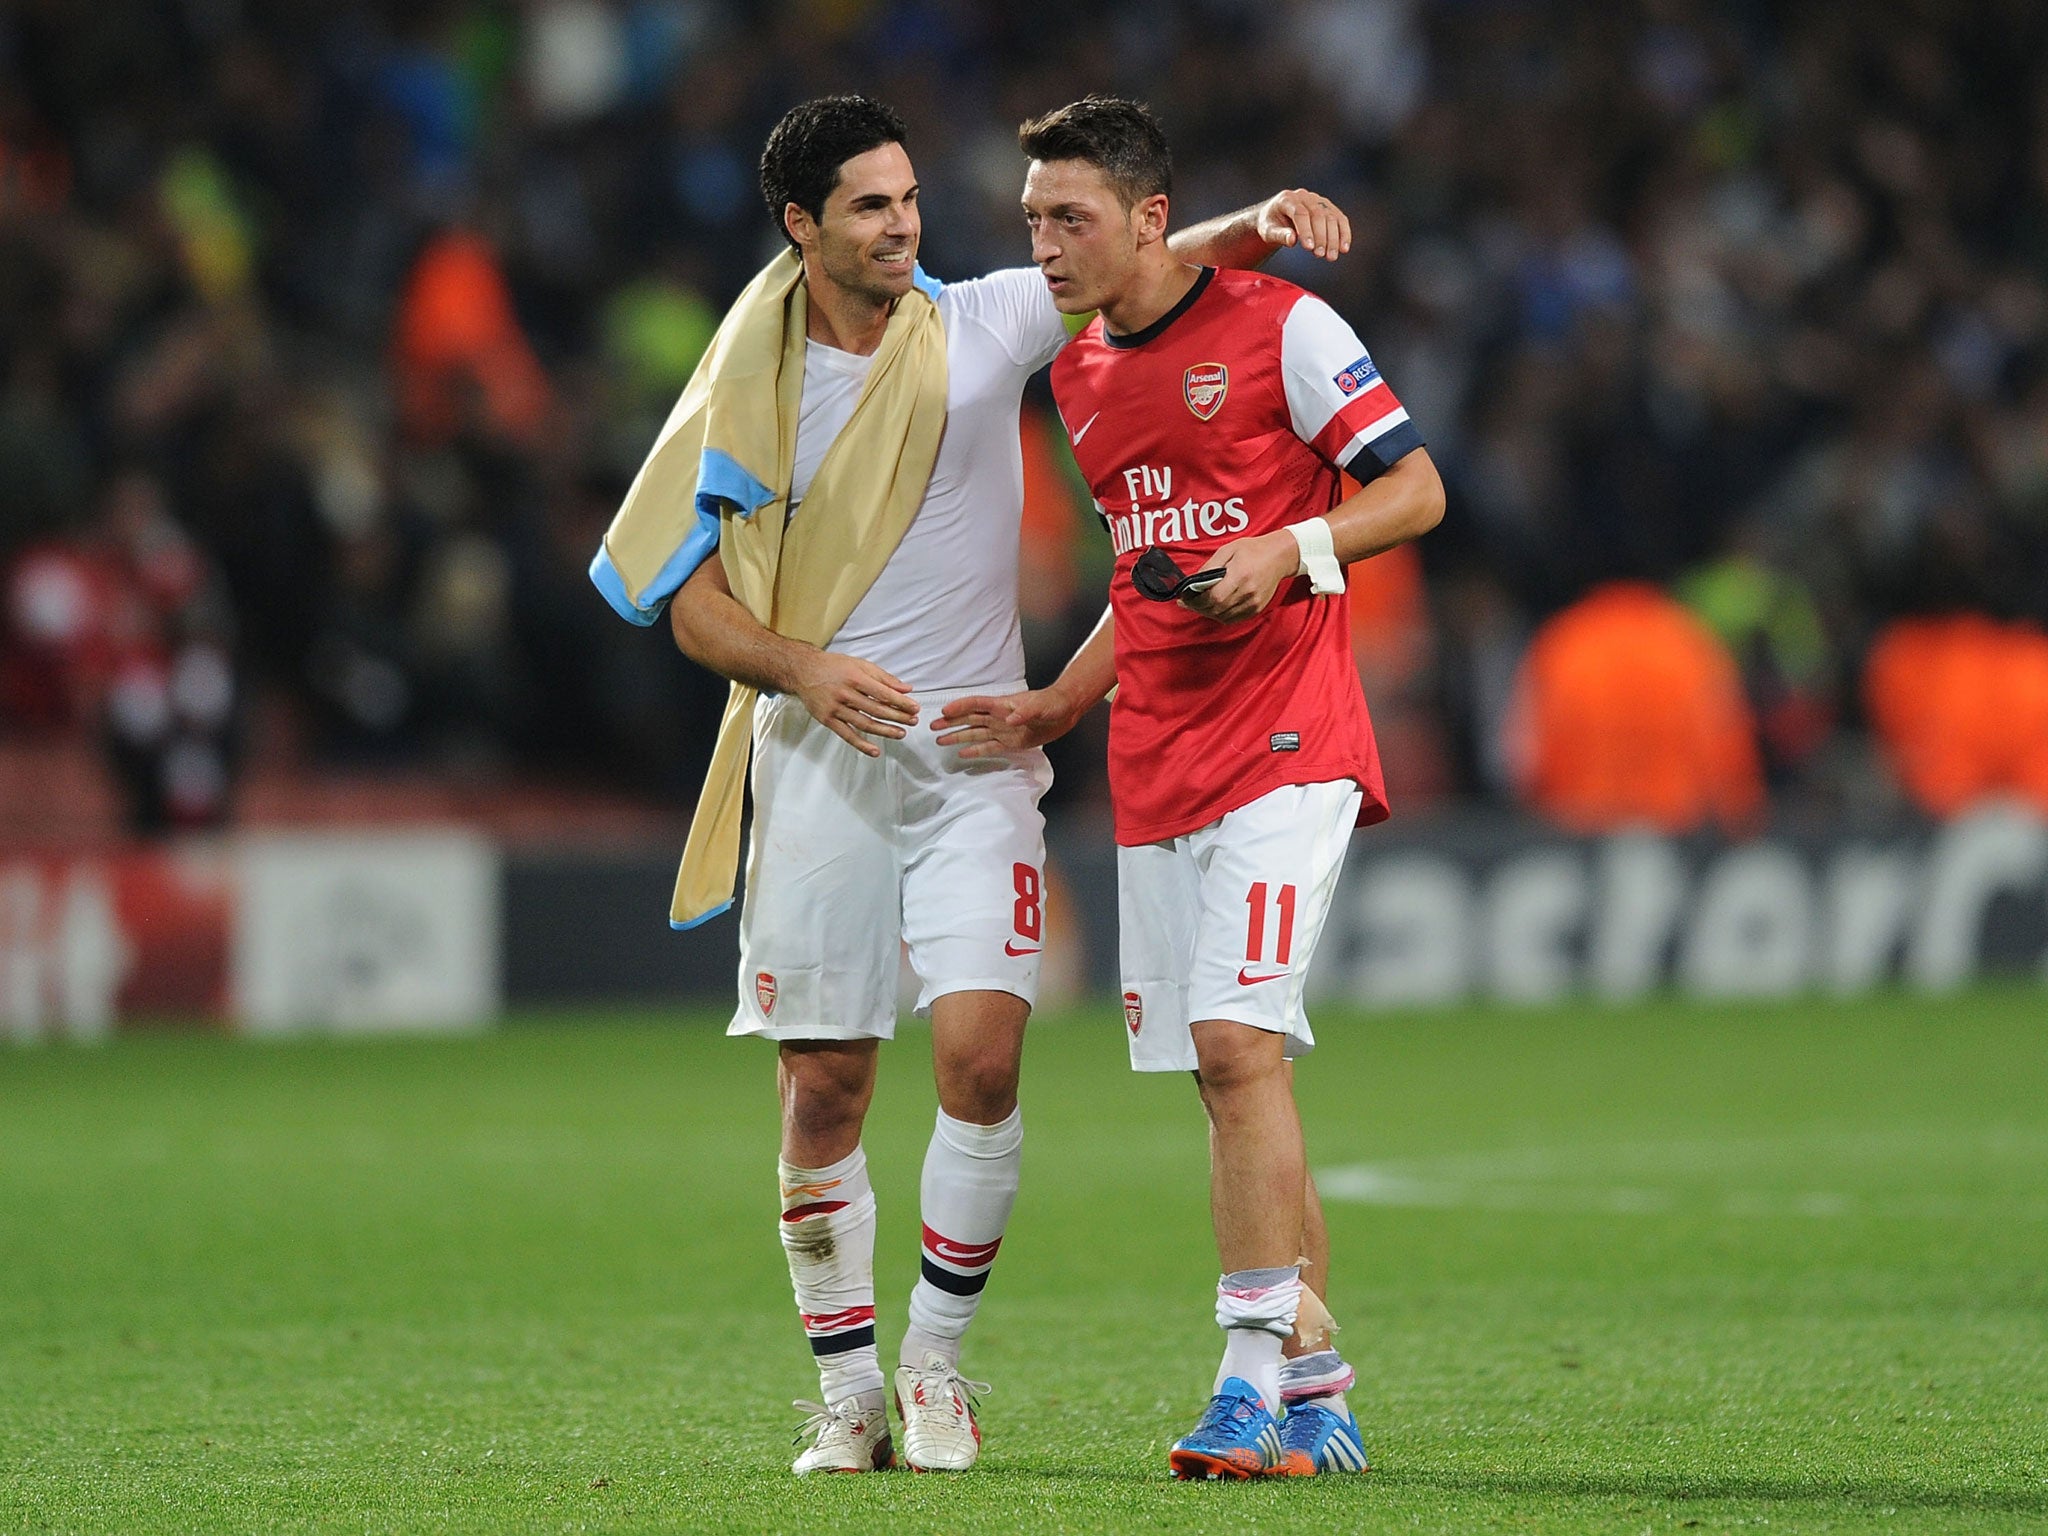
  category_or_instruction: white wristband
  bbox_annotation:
[1285,517,1345,595]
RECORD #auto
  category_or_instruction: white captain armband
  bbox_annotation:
[1285,516,1345,595]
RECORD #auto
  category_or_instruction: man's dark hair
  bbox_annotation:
[760,95,910,248]
[1017,95,1172,211]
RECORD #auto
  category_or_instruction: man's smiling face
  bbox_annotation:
[797,142,921,307]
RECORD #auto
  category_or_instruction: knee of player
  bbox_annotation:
[781,1087,869,1145]
[1190,1020,1286,1094]
[935,1056,1021,1124]
[778,1051,877,1132]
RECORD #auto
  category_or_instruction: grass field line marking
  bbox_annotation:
[1397,1126,2048,1180]
[1317,1141,2048,1221]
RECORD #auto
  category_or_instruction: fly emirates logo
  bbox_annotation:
[1105,463,1249,557]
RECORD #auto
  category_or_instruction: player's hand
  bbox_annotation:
[789,650,918,757]
[931,686,1079,759]
[1180,532,1299,623]
[1257,189,1351,262]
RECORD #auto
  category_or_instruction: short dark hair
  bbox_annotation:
[760,95,910,248]
[1017,95,1172,211]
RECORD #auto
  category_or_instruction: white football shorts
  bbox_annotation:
[728,685,1053,1042]
[1116,778,1362,1073]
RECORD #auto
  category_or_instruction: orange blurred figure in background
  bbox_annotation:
[1864,616,2048,819]
[392,228,553,448]
[1508,581,1764,835]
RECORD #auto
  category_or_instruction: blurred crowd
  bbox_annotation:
[2,0,2046,834]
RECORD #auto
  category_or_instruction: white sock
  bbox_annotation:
[1213,1266,1301,1411]
[1219,1329,1286,1410]
[778,1145,882,1404]
[902,1106,1022,1368]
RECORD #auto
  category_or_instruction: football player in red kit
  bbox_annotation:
[936,96,1444,1479]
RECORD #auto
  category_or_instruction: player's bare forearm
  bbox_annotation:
[1169,190,1352,268]
[1044,604,1118,720]
[1323,446,1446,562]
[668,552,812,695]
[1168,207,1269,269]
[934,606,1117,759]
[670,552,918,756]
[1183,450,1444,624]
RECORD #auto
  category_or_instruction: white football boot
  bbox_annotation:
[892,1351,989,1472]
[790,1397,895,1474]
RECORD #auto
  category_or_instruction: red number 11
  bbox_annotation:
[1244,882,1297,964]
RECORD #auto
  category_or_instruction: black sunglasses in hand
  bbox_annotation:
[1131,546,1226,602]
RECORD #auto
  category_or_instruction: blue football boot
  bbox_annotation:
[1168,1376,1284,1480]
[1272,1400,1370,1476]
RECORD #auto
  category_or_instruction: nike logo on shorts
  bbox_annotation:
[1069,411,1101,446]
[1237,966,1287,986]
[1005,940,1042,956]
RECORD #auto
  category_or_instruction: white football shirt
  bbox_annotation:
[790,268,1070,693]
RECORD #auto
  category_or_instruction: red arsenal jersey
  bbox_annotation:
[1050,266,1424,845]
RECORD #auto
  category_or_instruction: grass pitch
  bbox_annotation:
[2,991,2045,1534]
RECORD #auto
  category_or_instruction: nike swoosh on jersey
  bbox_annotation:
[1069,411,1101,446]
[1004,940,1042,956]
[1237,967,1288,986]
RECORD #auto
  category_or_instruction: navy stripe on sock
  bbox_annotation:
[808,1325,876,1357]
[919,1256,991,1296]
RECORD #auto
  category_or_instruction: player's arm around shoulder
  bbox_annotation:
[669,551,919,757]
[941,265,1075,370]
[1169,190,1353,268]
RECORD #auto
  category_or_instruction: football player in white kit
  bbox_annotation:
[614,95,1352,1474]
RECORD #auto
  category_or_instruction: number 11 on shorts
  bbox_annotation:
[1244,881,1297,965]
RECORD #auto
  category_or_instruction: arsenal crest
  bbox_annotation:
[1123,990,1143,1035]
[1183,363,1228,420]
[756,971,778,1017]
